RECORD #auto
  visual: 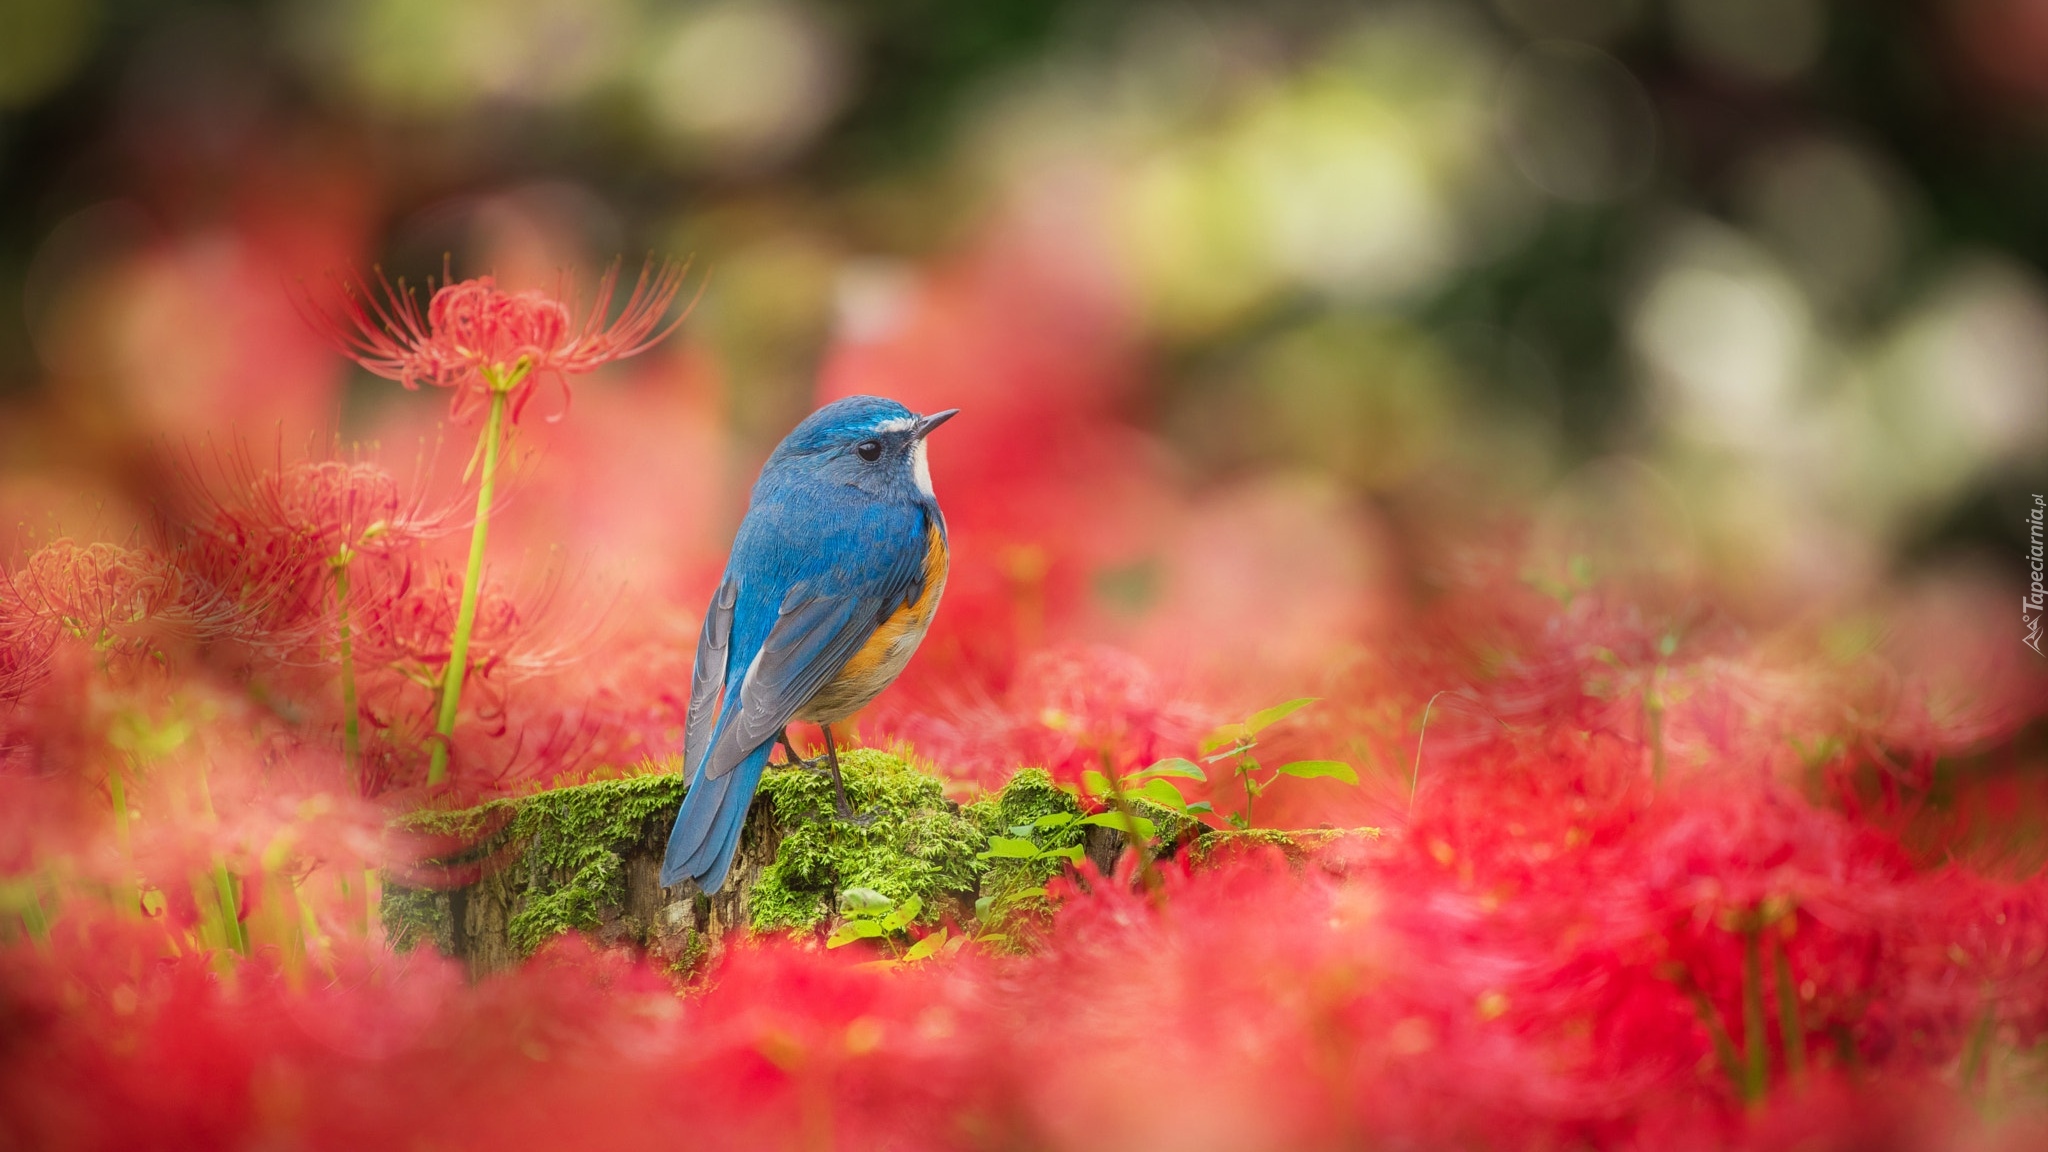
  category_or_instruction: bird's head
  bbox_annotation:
[767,395,958,501]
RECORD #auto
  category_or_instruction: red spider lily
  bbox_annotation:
[377,621,696,797]
[160,452,466,657]
[2,539,258,669]
[6,828,2048,1152]
[346,562,517,708]
[11,540,186,652]
[347,561,582,693]
[331,559,597,792]
[304,259,693,424]
[199,455,461,562]
[0,584,56,705]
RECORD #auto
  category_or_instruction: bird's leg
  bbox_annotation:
[771,727,824,772]
[821,725,871,825]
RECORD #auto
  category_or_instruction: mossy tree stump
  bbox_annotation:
[382,750,1380,977]
[383,751,975,976]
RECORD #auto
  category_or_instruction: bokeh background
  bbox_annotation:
[6,0,2048,824]
[6,0,2046,595]
[5,4,2048,1148]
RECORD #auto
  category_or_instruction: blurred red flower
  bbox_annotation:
[304,260,691,423]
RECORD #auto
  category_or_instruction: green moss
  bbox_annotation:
[1187,826,1385,866]
[980,766,1082,836]
[963,767,1086,913]
[750,748,986,932]
[384,750,1304,966]
[389,797,517,842]
[502,770,689,956]
[1129,797,1203,851]
[379,884,448,954]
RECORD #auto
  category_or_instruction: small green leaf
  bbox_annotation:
[1275,759,1358,784]
[1247,697,1319,733]
[882,895,923,932]
[1081,769,1113,798]
[1199,723,1250,755]
[838,887,894,915]
[1185,801,1214,814]
[827,920,885,948]
[1079,811,1158,840]
[903,926,949,962]
[1130,777,1189,811]
[1008,823,1036,837]
[1226,813,1250,830]
[1134,757,1206,782]
[973,895,994,921]
[1035,845,1085,863]
[1032,812,1076,830]
[978,836,1041,860]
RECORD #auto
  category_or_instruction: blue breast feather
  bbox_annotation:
[660,463,942,892]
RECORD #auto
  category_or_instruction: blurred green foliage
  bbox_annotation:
[3,0,2045,567]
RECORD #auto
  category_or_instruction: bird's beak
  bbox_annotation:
[914,409,959,439]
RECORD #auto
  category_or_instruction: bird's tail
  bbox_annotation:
[660,740,774,894]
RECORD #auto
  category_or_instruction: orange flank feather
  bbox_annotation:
[799,521,949,724]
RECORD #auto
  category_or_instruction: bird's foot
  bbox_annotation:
[770,736,825,773]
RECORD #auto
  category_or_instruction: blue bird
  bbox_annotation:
[660,395,958,894]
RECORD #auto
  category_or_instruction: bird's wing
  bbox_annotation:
[680,577,738,780]
[698,506,932,782]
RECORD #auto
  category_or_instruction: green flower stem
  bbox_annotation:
[332,551,360,791]
[1741,923,1768,1102]
[20,880,50,947]
[1100,749,1164,898]
[192,761,246,956]
[211,862,246,955]
[108,760,139,918]
[428,367,522,784]
[1647,633,1675,788]
[1774,942,1806,1083]
[1679,971,1744,1090]
[363,867,380,940]
[1645,666,1667,788]
[108,761,131,853]
[1683,978,1744,1092]
[1960,998,1997,1093]
[1412,691,1445,815]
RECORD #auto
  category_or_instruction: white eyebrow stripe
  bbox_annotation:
[872,417,916,434]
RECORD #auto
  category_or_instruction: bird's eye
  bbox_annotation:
[856,440,882,462]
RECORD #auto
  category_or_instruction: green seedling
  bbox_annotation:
[1196,697,1357,830]
[978,811,1088,868]
[971,812,1085,946]
[1076,757,1213,838]
[825,887,956,965]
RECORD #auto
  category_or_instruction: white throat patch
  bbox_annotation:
[911,438,934,497]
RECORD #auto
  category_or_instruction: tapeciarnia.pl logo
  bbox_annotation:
[2027,494,2045,656]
